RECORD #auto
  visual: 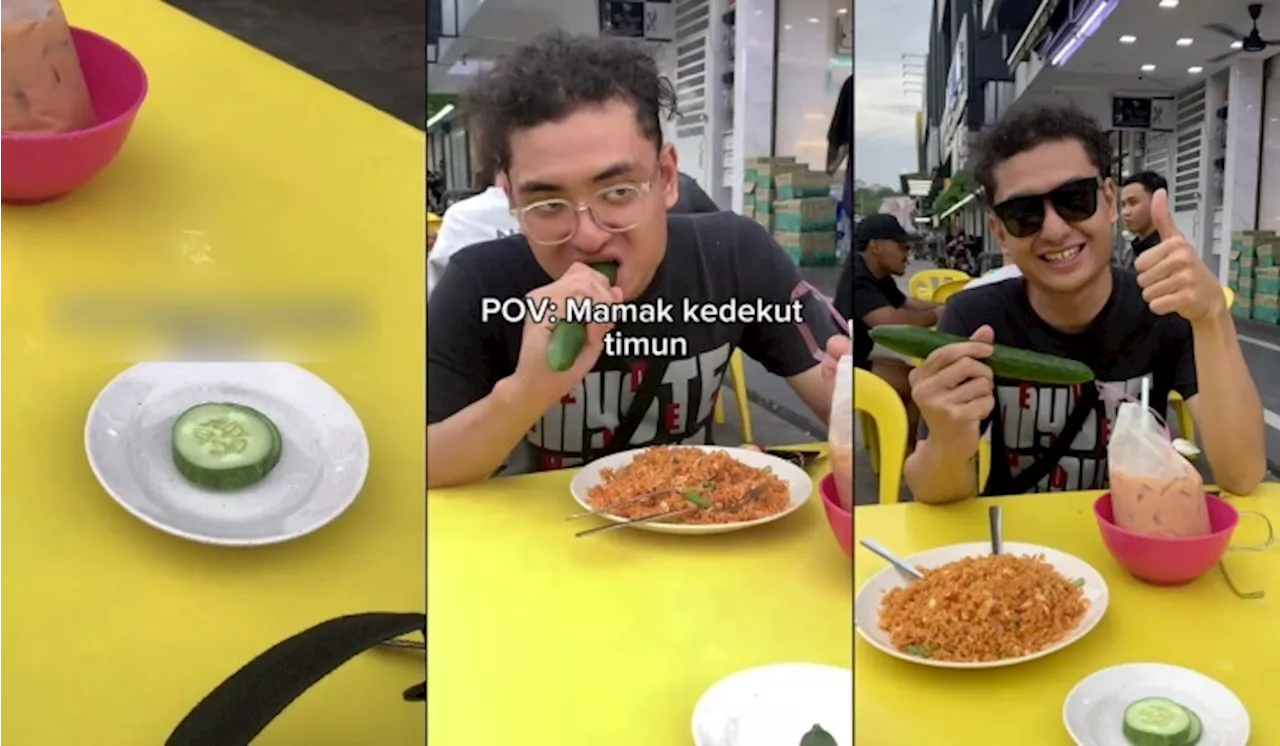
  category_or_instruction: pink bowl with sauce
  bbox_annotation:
[2,28,148,203]
[1093,492,1237,585]
[819,474,852,559]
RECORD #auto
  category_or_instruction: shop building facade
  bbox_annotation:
[923,0,1280,276]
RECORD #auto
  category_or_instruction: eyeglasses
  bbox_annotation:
[511,181,654,246]
[990,177,1102,239]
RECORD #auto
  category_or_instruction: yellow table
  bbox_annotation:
[854,486,1280,745]
[427,451,851,743]
[1,1,425,743]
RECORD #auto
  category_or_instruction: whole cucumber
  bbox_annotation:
[546,262,619,372]
[869,325,1095,385]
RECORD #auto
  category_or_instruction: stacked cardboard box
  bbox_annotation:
[1255,232,1279,324]
[1229,231,1278,323]
[1256,266,1280,324]
[741,157,837,265]
[774,196,838,266]
[742,156,799,234]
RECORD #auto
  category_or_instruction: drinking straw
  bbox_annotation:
[1140,376,1150,414]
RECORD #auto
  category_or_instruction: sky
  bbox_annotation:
[854,0,932,187]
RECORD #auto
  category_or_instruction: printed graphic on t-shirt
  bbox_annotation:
[527,342,733,470]
[995,375,1148,493]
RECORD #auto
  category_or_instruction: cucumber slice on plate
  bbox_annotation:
[1122,697,1195,746]
[172,403,283,490]
[1184,709,1203,746]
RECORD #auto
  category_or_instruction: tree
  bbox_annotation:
[852,181,898,216]
[932,170,975,216]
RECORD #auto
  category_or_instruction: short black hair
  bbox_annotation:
[973,103,1112,202]
[463,31,678,171]
[1121,170,1168,194]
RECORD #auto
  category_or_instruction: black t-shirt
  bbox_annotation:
[1130,231,1160,258]
[851,253,907,366]
[674,173,721,214]
[939,267,1198,495]
[428,212,829,472]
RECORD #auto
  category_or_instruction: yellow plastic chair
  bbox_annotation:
[931,278,971,304]
[908,269,970,301]
[863,412,992,493]
[855,368,908,503]
[1169,285,1235,443]
[714,350,754,443]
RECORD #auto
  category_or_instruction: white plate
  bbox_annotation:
[569,446,812,535]
[1064,663,1250,746]
[691,663,852,746]
[854,541,1110,669]
[85,362,369,546]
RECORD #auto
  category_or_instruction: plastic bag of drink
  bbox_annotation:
[828,353,854,510]
[2,0,96,133]
[1108,400,1210,538]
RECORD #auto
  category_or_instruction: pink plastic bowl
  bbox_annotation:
[819,474,852,559]
[2,27,148,204]
[1093,492,1238,585]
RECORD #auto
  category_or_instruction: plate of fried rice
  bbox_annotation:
[854,542,1110,669]
[570,446,813,535]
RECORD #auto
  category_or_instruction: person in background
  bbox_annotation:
[428,159,521,299]
[1120,170,1168,264]
[835,244,854,325]
[826,75,853,221]
[964,243,1022,290]
[852,214,940,445]
[674,172,721,213]
[904,103,1265,503]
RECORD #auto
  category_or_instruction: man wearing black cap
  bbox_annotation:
[847,214,940,444]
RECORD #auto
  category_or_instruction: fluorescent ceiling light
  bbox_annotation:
[1158,0,1177,7]
[1141,63,1156,71]
[1050,0,1120,66]
[1188,66,1203,73]
[837,7,847,13]
[1176,37,1193,46]
[426,104,455,130]
[1120,34,1137,43]
[808,17,820,23]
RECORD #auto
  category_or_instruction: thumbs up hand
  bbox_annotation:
[1134,188,1227,322]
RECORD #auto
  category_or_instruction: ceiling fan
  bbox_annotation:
[1205,4,1280,63]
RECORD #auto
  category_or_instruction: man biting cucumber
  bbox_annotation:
[426,33,849,488]
[904,103,1265,502]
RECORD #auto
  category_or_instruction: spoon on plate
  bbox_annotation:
[859,539,924,581]
[989,505,1003,556]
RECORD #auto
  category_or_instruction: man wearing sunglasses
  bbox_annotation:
[904,104,1265,503]
[426,32,850,488]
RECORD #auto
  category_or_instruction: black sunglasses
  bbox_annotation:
[990,177,1102,238]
